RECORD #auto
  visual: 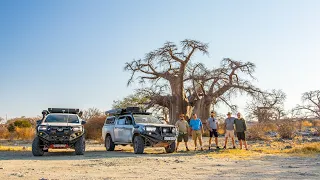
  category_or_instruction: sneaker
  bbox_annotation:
[186,147,190,151]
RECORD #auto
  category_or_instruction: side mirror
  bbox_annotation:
[81,121,86,125]
[36,120,42,125]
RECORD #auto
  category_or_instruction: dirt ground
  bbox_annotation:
[0,138,319,180]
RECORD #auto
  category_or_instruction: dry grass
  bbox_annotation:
[207,142,320,160]
[0,146,31,151]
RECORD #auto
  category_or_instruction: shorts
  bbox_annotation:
[237,132,246,140]
[225,130,235,138]
[209,129,218,138]
[177,133,189,142]
[192,130,202,140]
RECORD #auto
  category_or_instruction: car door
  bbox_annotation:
[122,116,134,143]
[114,117,126,142]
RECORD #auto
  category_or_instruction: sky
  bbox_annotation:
[0,0,319,120]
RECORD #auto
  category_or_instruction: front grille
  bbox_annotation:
[48,126,71,136]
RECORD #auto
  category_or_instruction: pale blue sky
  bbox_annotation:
[0,0,319,119]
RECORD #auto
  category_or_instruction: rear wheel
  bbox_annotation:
[75,136,85,155]
[32,137,44,156]
[133,135,145,154]
[165,142,176,153]
[105,135,115,151]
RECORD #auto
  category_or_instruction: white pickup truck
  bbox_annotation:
[101,107,177,154]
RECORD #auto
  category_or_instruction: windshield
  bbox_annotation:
[44,114,79,123]
[133,114,162,124]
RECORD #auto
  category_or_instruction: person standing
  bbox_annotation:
[235,112,248,150]
[206,111,220,150]
[175,114,190,152]
[224,112,236,149]
[189,113,204,151]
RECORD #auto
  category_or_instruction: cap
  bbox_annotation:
[227,112,232,115]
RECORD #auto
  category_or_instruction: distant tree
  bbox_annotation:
[112,92,150,109]
[294,90,320,118]
[82,107,103,120]
[246,89,286,122]
[0,117,4,124]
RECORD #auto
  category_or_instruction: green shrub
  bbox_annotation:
[13,120,32,128]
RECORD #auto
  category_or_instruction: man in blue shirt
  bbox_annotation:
[189,113,204,151]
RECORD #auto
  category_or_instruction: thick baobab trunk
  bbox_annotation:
[168,78,189,125]
[192,97,211,125]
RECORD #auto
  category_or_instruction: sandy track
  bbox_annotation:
[0,144,319,180]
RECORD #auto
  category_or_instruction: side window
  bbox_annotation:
[105,117,115,125]
[117,117,126,125]
[125,116,133,125]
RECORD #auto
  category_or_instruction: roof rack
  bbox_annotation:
[105,107,150,116]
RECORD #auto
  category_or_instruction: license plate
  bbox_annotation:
[164,137,176,140]
[53,144,67,148]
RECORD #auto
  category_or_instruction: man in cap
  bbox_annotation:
[175,114,190,151]
[224,112,236,149]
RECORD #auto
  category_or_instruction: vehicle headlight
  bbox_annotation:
[145,126,156,132]
[38,126,47,131]
[162,128,168,133]
[72,126,83,132]
[172,127,177,134]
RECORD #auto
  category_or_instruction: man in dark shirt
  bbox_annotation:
[235,112,248,150]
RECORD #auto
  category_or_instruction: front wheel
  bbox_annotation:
[32,137,44,156]
[133,136,145,154]
[165,142,176,153]
[75,136,85,155]
[105,135,115,151]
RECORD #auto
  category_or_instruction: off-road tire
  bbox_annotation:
[165,142,176,153]
[32,137,44,156]
[133,135,145,154]
[105,135,115,151]
[75,136,85,155]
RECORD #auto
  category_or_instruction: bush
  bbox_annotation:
[0,126,10,139]
[7,123,15,132]
[247,123,268,140]
[277,120,296,139]
[84,116,106,140]
[13,120,32,128]
[217,122,225,135]
[14,127,35,140]
[301,120,313,127]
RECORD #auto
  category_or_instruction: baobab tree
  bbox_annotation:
[125,39,208,123]
[186,58,263,121]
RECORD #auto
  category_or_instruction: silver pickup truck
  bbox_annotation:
[101,107,177,154]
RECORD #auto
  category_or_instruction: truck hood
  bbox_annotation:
[136,123,175,128]
[40,122,81,127]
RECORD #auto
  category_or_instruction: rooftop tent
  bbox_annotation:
[47,108,80,114]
